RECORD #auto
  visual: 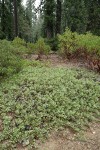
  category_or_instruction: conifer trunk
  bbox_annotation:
[1,0,5,35]
[56,0,62,35]
[13,0,18,37]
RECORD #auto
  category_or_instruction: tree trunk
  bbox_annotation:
[13,0,18,37]
[1,0,5,37]
[56,0,62,35]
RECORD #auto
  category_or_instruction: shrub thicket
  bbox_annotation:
[0,37,51,78]
[34,38,51,58]
[27,42,35,54]
[12,37,27,55]
[0,39,23,77]
[77,32,100,57]
[58,29,100,71]
[58,29,78,58]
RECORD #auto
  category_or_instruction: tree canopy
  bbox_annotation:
[0,0,100,41]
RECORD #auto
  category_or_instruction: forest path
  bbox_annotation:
[37,123,100,150]
[29,53,86,69]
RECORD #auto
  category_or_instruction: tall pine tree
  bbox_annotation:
[43,0,55,39]
[55,0,62,34]
[62,0,88,33]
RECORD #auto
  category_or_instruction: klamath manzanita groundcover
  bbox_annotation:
[0,66,100,149]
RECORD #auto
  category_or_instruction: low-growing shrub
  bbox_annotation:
[58,28,78,58]
[12,37,26,46]
[34,38,51,59]
[27,42,35,54]
[0,40,23,77]
[77,32,100,57]
[23,59,50,68]
[12,37,27,55]
[0,67,100,149]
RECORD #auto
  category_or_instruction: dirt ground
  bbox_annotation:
[29,53,87,68]
[17,122,100,150]
[37,123,100,150]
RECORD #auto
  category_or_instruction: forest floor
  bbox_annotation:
[25,54,100,150]
[1,54,100,150]
[37,123,100,150]
[29,53,86,68]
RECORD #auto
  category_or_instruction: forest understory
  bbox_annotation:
[18,54,100,150]
[0,1,100,149]
[0,53,100,150]
[25,53,100,72]
[28,54,100,150]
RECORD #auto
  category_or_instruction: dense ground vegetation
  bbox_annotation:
[0,0,100,149]
[0,65,100,149]
[0,33,100,150]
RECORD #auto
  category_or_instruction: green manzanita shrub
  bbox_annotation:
[34,38,51,57]
[58,28,78,58]
[0,37,51,78]
[0,40,23,77]
[77,32,100,58]
[27,42,35,54]
[0,66,100,149]
[58,29,100,57]
[58,29,100,71]
[12,37,26,46]
[12,37,27,55]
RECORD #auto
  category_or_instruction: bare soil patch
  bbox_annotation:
[37,122,100,150]
[28,53,88,69]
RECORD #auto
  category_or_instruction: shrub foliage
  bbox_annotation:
[12,37,27,55]
[0,40,23,77]
[0,66,100,149]
[34,38,51,58]
[58,29,100,71]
